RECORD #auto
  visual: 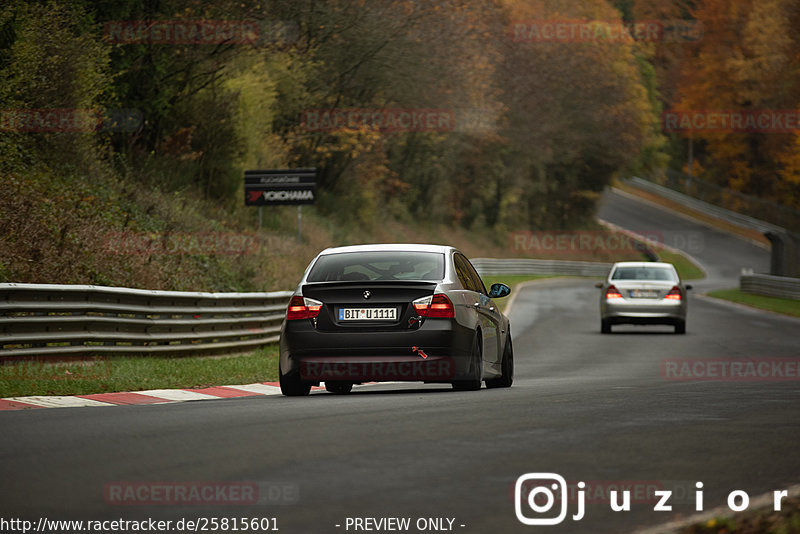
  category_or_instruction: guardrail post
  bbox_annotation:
[765,231,800,278]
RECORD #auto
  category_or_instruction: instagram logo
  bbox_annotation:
[514,473,791,525]
[515,473,574,525]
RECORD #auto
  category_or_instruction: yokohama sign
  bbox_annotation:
[244,169,316,206]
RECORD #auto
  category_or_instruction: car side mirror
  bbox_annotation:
[685,284,693,290]
[595,282,604,288]
[488,283,511,299]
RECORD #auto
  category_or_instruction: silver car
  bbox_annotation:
[596,262,692,334]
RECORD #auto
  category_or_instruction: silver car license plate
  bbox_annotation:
[630,289,658,298]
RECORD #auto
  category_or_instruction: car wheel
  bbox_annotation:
[601,319,611,334]
[675,320,686,334]
[279,368,311,396]
[325,381,353,394]
[452,333,483,391]
[486,335,513,389]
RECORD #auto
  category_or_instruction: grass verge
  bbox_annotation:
[614,182,770,247]
[0,275,545,398]
[1,267,707,399]
[482,274,557,312]
[706,289,800,318]
[0,345,279,398]
[658,248,705,280]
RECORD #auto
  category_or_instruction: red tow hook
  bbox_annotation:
[412,346,428,359]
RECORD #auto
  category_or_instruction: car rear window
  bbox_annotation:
[307,251,445,282]
[611,266,678,281]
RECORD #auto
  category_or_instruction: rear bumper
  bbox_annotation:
[279,318,474,382]
[297,356,457,382]
[602,299,686,325]
[605,315,684,326]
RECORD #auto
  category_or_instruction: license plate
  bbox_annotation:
[630,289,658,298]
[338,308,397,321]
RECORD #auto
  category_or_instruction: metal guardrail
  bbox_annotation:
[661,168,800,233]
[0,283,293,358]
[740,274,800,301]
[0,257,645,359]
[624,177,784,234]
[624,176,800,277]
[471,258,611,277]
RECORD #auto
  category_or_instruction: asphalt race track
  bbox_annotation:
[1,189,798,533]
[598,188,771,290]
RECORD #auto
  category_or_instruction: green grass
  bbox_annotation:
[0,345,279,398]
[707,288,800,318]
[1,266,707,399]
[658,248,705,280]
[0,277,532,398]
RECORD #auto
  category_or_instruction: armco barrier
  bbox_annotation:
[740,274,800,301]
[624,177,784,234]
[0,259,611,359]
[471,258,611,277]
[624,176,800,278]
[0,283,293,358]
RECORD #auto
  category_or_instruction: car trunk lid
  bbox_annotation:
[612,281,676,299]
[301,281,438,331]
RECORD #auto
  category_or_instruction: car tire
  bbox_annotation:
[279,368,311,396]
[325,381,353,394]
[675,320,686,334]
[601,319,611,334]
[485,335,513,389]
[452,333,483,391]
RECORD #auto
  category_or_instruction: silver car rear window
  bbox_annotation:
[307,252,445,282]
[611,266,677,281]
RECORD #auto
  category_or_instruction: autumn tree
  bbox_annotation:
[668,0,800,209]
[494,0,660,229]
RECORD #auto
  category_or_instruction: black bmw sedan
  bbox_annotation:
[278,244,513,396]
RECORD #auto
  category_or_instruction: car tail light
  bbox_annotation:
[412,293,455,318]
[286,295,323,320]
[412,295,432,315]
[605,285,623,300]
[664,286,682,301]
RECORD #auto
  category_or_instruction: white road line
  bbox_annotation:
[226,383,282,395]
[133,389,220,401]
[0,382,422,410]
[504,277,576,316]
[5,396,115,408]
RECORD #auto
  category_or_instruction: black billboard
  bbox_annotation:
[244,169,317,206]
